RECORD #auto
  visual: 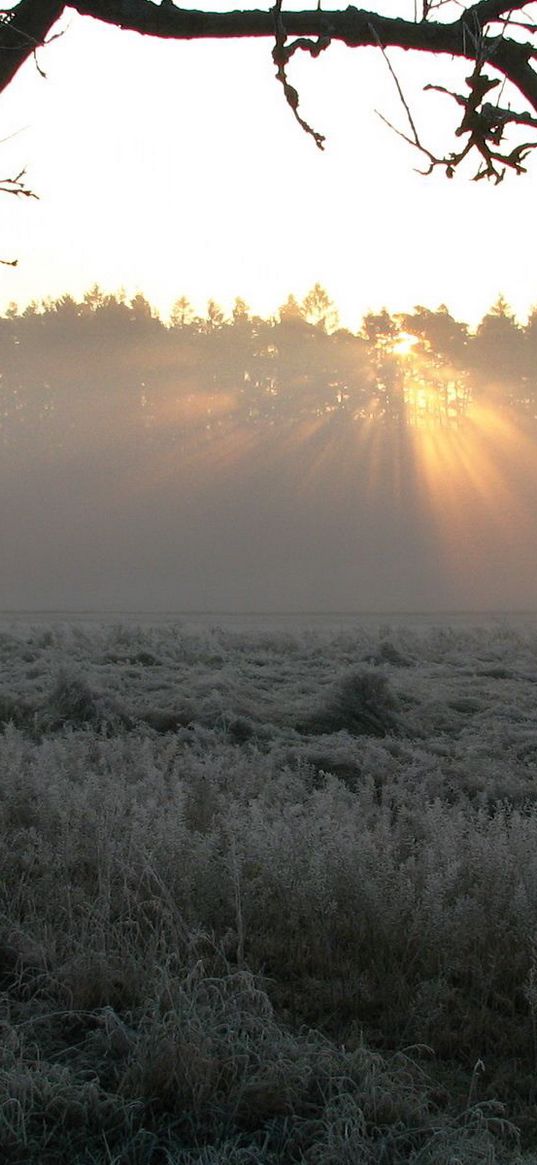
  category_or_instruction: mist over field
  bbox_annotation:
[3,290,537,613]
[5,417,537,613]
[0,426,488,612]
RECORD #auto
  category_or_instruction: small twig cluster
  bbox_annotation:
[272,0,330,150]
[0,167,36,199]
[423,67,537,182]
[0,167,36,266]
[376,45,537,183]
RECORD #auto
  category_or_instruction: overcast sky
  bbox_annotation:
[0,1,536,326]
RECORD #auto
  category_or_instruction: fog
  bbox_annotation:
[2,292,537,613]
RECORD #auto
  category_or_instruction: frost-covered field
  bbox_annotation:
[2,617,537,1163]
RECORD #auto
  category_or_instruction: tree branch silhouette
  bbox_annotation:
[2,0,537,177]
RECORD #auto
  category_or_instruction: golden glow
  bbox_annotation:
[390,335,472,430]
[391,332,419,358]
[402,399,537,587]
[403,376,470,429]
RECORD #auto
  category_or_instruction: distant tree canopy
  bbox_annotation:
[3,0,537,181]
[1,286,536,462]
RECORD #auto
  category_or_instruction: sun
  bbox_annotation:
[391,332,420,359]
[387,332,472,430]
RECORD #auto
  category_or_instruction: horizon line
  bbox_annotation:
[2,608,537,618]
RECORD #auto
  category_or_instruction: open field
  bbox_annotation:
[2,617,537,1162]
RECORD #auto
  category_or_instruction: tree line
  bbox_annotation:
[1,285,536,458]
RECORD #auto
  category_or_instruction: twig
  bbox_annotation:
[369,23,421,145]
[0,169,37,199]
[495,17,537,31]
[33,50,47,80]
[422,0,453,21]
[375,109,439,167]
[0,167,36,268]
[272,0,330,150]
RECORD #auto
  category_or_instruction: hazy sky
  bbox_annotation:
[1,1,537,326]
[2,2,537,614]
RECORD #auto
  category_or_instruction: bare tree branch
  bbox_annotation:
[0,1,64,92]
[2,1,537,179]
[64,1,537,118]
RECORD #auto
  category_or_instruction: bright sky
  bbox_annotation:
[0,1,537,328]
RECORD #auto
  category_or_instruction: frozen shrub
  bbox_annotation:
[141,707,187,733]
[0,692,33,730]
[225,715,258,743]
[304,669,400,737]
[364,639,415,668]
[39,670,130,731]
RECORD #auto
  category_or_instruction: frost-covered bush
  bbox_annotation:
[304,667,400,736]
